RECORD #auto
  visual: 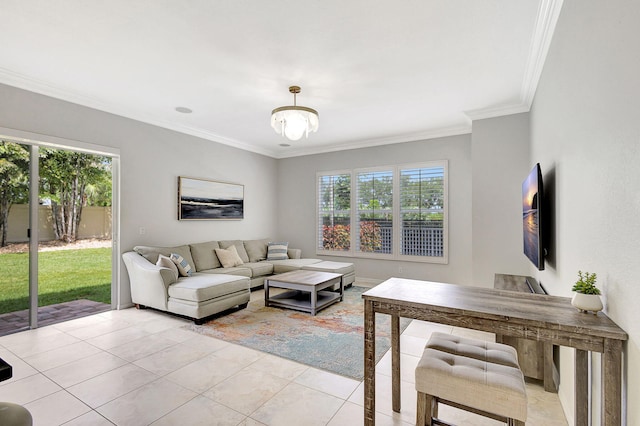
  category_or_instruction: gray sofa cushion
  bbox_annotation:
[242,262,274,277]
[168,274,249,302]
[219,240,250,263]
[267,258,322,273]
[134,245,195,269]
[244,239,269,262]
[200,267,252,278]
[189,241,221,271]
[301,261,355,275]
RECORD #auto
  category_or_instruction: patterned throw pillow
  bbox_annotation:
[156,254,179,282]
[214,245,244,268]
[267,242,289,261]
[170,253,193,277]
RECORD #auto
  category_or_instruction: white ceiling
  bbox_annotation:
[0,0,562,159]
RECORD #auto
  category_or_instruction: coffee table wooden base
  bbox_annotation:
[265,270,343,316]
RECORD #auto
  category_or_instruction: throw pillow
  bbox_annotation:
[170,253,193,277]
[215,245,244,268]
[267,242,289,261]
[156,254,179,282]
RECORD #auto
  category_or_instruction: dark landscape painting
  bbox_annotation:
[179,177,244,220]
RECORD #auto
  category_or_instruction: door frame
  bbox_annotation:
[1,127,121,329]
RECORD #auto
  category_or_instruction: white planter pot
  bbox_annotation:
[571,292,603,314]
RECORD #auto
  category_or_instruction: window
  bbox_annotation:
[316,161,447,263]
[317,172,351,252]
[399,165,446,259]
[356,169,393,255]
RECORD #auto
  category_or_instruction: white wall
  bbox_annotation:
[530,0,640,423]
[276,135,474,285]
[0,83,279,308]
[471,113,532,287]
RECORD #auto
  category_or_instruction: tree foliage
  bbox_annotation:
[39,149,112,243]
[0,141,30,246]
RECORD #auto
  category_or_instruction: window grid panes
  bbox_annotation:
[356,170,393,254]
[317,173,351,252]
[400,166,445,257]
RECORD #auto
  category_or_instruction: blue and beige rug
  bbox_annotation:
[185,286,411,380]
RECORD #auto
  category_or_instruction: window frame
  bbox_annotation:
[315,160,448,264]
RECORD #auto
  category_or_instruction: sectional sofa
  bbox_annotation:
[122,239,355,323]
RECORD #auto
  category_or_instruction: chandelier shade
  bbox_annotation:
[271,86,319,141]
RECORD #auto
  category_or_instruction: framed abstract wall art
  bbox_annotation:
[178,176,244,220]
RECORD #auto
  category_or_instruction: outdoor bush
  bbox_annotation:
[322,221,382,252]
[323,224,350,250]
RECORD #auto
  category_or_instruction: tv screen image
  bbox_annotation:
[522,163,544,270]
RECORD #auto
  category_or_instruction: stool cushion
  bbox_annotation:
[0,402,33,426]
[415,348,527,422]
[426,332,520,368]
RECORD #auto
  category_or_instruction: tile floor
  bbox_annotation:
[0,290,569,426]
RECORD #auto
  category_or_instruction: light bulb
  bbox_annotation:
[283,112,307,141]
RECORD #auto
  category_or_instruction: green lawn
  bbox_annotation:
[0,247,111,314]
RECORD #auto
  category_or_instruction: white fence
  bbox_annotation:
[5,204,112,243]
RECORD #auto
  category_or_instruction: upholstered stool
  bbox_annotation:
[415,348,527,426]
[425,332,520,368]
[0,402,33,426]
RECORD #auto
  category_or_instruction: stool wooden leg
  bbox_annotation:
[417,392,427,426]
[428,393,438,420]
[508,419,525,426]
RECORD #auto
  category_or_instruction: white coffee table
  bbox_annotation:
[264,270,344,315]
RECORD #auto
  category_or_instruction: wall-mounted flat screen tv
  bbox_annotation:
[522,163,544,270]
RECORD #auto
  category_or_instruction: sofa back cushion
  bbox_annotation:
[219,240,250,263]
[189,241,221,271]
[133,245,195,269]
[215,245,244,268]
[244,239,269,262]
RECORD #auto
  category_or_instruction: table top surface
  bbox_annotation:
[363,278,627,341]
[267,270,342,286]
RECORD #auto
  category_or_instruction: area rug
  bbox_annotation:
[184,286,411,380]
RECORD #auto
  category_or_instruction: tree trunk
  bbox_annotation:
[0,200,10,247]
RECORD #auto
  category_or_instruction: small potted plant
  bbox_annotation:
[571,271,603,314]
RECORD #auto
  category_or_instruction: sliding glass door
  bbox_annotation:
[0,141,31,334]
[0,140,114,335]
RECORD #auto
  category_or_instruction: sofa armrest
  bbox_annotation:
[287,248,302,259]
[122,251,170,310]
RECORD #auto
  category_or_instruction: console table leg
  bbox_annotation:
[364,300,376,426]
[575,349,588,426]
[391,314,401,412]
[544,343,557,392]
[602,339,623,426]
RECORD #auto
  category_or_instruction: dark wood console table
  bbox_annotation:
[363,278,628,426]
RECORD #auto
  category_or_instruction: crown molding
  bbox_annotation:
[463,0,564,122]
[275,124,472,159]
[464,103,531,121]
[520,0,564,107]
[0,67,276,158]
